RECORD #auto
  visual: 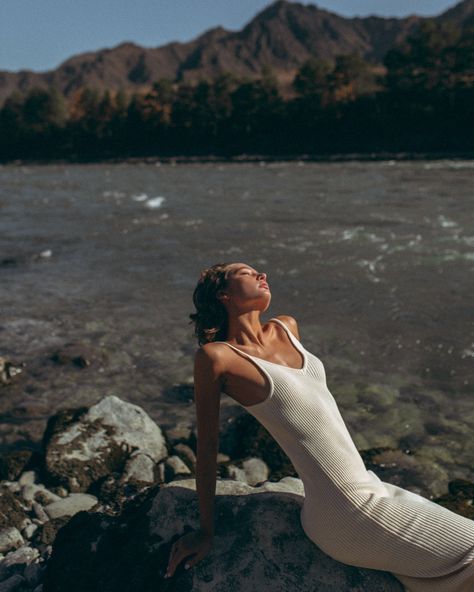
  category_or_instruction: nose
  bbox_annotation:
[258,272,267,281]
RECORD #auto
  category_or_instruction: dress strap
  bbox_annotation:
[211,340,275,407]
[213,318,302,352]
[214,341,255,361]
[268,317,302,347]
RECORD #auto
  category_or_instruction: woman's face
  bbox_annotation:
[219,262,271,310]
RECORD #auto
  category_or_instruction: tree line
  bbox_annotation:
[0,21,472,162]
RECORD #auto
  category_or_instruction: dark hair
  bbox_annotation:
[189,262,234,345]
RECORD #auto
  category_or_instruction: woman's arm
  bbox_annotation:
[165,345,223,578]
[194,345,223,537]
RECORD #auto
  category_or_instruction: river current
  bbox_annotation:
[1,160,472,494]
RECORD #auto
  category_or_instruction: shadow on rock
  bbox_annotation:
[42,478,404,592]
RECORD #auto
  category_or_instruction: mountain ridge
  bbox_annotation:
[0,0,472,103]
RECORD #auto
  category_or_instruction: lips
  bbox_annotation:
[259,283,269,290]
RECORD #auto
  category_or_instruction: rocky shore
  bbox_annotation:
[5,150,474,168]
[0,382,473,592]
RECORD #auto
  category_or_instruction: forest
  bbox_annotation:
[0,21,472,161]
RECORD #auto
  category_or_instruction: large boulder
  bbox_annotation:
[43,477,403,592]
[43,395,167,492]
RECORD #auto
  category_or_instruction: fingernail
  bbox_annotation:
[185,563,190,569]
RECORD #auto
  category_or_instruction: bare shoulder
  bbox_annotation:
[195,341,229,374]
[273,315,301,340]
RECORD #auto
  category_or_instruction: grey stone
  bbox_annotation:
[22,524,38,540]
[0,357,24,386]
[155,462,166,483]
[2,546,39,567]
[53,486,69,498]
[18,482,61,505]
[32,502,49,524]
[0,574,25,592]
[223,458,270,485]
[84,396,167,462]
[20,484,37,506]
[34,487,62,505]
[23,562,44,586]
[122,453,156,484]
[0,545,40,580]
[242,457,270,486]
[173,443,196,471]
[1,483,20,494]
[153,478,403,591]
[44,493,98,519]
[0,528,24,554]
[18,471,36,487]
[164,424,193,445]
[44,395,167,491]
[225,463,247,482]
[43,477,403,592]
[164,455,192,479]
[0,488,28,530]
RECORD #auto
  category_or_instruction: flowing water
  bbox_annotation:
[1,160,473,493]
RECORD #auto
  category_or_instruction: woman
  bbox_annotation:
[165,262,474,591]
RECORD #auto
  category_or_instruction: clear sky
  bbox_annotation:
[0,0,461,72]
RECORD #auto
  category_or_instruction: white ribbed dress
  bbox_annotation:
[215,318,474,592]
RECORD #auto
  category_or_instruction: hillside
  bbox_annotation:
[0,0,472,103]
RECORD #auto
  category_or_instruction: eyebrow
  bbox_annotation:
[230,266,257,275]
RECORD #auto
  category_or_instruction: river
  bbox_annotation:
[1,159,472,494]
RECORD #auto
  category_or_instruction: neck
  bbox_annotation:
[225,310,268,346]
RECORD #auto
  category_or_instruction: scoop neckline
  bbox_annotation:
[216,318,308,372]
[243,348,307,372]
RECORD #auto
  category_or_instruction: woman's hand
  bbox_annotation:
[165,529,214,578]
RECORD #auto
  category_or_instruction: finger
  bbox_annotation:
[166,549,177,571]
[166,549,189,577]
[183,552,200,570]
[167,551,182,572]
[167,542,183,566]
[166,550,179,575]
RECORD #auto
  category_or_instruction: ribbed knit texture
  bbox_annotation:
[216,318,474,592]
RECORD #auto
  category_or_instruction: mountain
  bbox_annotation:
[0,0,472,104]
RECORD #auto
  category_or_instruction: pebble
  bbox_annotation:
[18,471,36,487]
[173,443,196,471]
[44,493,98,519]
[0,528,24,554]
[2,482,20,494]
[0,545,39,580]
[226,464,247,483]
[122,453,155,484]
[22,524,38,540]
[242,458,270,486]
[32,502,49,524]
[164,424,193,444]
[165,455,192,478]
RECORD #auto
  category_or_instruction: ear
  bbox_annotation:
[216,289,229,301]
